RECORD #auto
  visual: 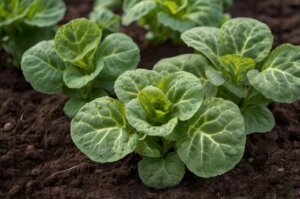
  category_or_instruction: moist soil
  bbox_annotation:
[1,0,300,198]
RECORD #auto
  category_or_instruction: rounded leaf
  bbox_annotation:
[247,44,300,103]
[135,136,162,158]
[242,104,275,134]
[221,18,273,62]
[122,0,157,25]
[115,69,161,103]
[157,12,195,32]
[177,98,245,177]
[71,97,138,163]
[21,40,66,94]
[54,18,102,69]
[181,27,222,67]
[125,99,178,137]
[24,0,66,27]
[95,33,140,81]
[138,152,185,189]
[158,71,204,121]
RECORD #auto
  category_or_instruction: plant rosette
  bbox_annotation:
[21,18,140,118]
[151,17,300,134]
[71,69,246,189]
[0,0,66,66]
[122,0,230,43]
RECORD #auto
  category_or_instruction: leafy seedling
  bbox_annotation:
[89,0,122,35]
[0,0,66,66]
[21,18,140,118]
[153,17,300,134]
[122,0,230,43]
[71,69,246,189]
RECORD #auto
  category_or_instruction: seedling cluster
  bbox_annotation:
[1,0,297,189]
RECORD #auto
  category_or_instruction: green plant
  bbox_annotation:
[153,17,300,134]
[0,0,66,66]
[122,0,230,43]
[21,18,140,118]
[71,69,246,189]
[89,0,122,35]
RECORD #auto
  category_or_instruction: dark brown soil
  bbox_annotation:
[1,0,300,198]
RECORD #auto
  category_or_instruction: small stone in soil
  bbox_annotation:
[3,122,14,131]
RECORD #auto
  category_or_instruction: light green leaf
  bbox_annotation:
[157,12,195,32]
[115,69,161,103]
[247,44,300,103]
[71,97,137,163]
[125,99,178,137]
[135,136,162,158]
[63,60,104,89]
[95,0,122,9]
[89,7,120,32]
[242,104,275,134]
[181,27,222,67]
[21,40,66,94]
[221,18,273,62]
[24,0,66,27]
[177,98,245,177]
[157,0,187,14]
[138,86,172,124]
[138,152,185,189]
[157,71,204,121]
[0,0,35,27]
[217,54,255,85]
[122,0,157,25]
[96,33,140,81]
[54,18,102,70]
[204,65,225,86]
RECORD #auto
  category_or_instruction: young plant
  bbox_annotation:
[71,69,246,189]
[0,0,66,66]
[153,17,300,134]
[122,0,230,43]
[89,0,122,35]
[21,18,140,118]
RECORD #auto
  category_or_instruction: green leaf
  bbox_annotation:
[24,0,66,27]
[138,86,172,124]
[217,54,256,85]
[185,0,223,27]
[54,18,102,70]
[135,136,162,158]
[115,69,162,103]
[204,65,225,86]
[241,104,275,134]
[63,60,104,89]
[138,152,185,189]
[64,97,86,119]
[247,44,300,103]
[89,7,120,32]
[71,97,138,163]
[157,71,204,121]
[153,54,208,79]
[157,12,195,32]
[221,18,273,62]
[122,0,157,25]
[125,99,178,137]
[181,27,222,67]
[95,0,122,9]
[21,40,66,94]
[96,33,140,81]
[177,98,245,177]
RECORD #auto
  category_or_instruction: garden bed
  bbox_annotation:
[1,0,300,198]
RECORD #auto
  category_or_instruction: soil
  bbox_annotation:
[1,0,300,198]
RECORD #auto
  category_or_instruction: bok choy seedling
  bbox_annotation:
[153,17,300,134]
[122,0,230,43]
[21,18,140,118]
[71,69,246,189]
